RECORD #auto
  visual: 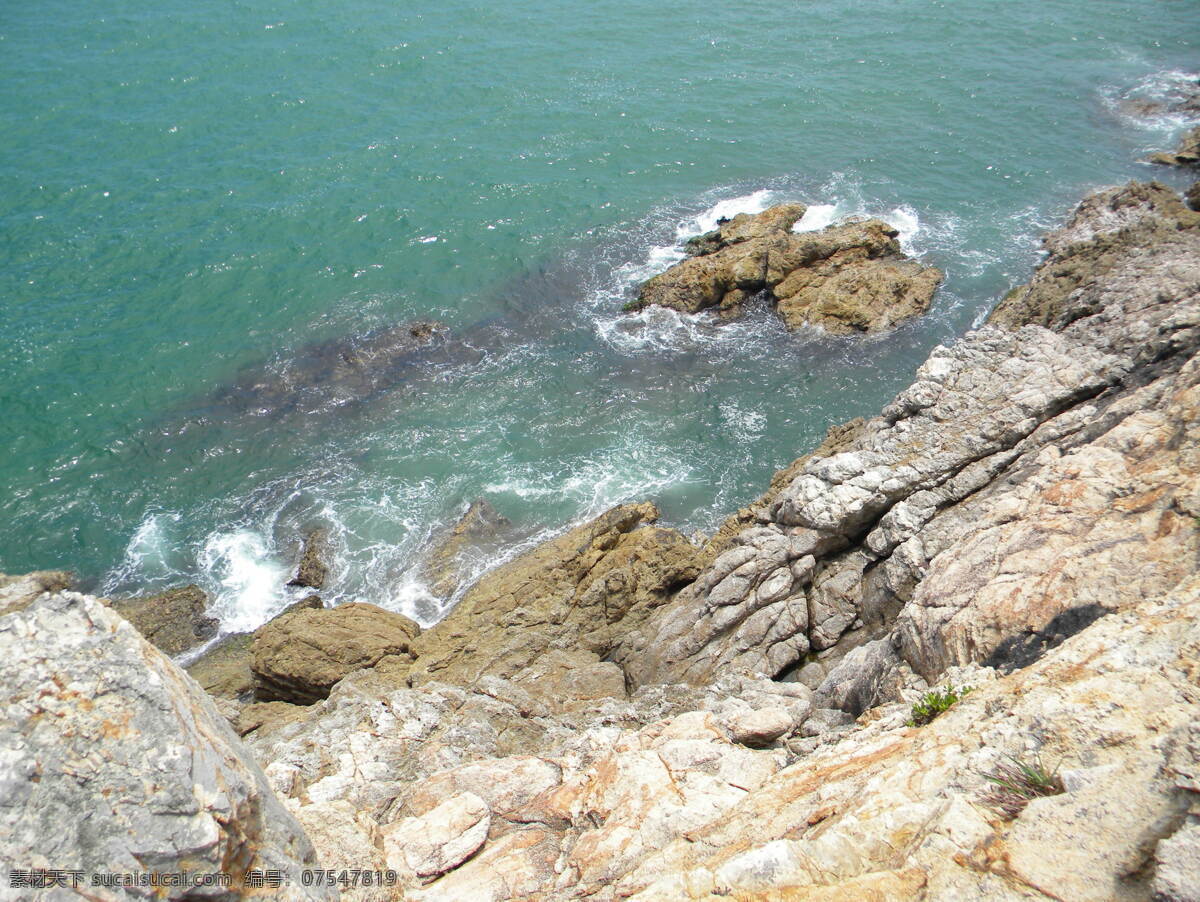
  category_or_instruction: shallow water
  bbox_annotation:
[2,0,1198,629]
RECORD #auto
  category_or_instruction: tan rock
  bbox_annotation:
[108,584,218,656]
[630,208,941,334]
[405,503,701,687]
[420,498,513,600]
[252,601,421,703]
[1146,125,1200,167]
[288,529,330,589]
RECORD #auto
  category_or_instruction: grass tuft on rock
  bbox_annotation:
[981,753,1064,818]
[906,685,971,727]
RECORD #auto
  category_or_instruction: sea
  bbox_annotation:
[2,0,1198,635]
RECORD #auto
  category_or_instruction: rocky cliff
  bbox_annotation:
[3,179,1200,901]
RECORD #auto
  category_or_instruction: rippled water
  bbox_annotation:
[2,0,1198,630]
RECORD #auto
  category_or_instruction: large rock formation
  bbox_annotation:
[610,180,1200,696]
[0,592,335,900]
[627,203,943,334]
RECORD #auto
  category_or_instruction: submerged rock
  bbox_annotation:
[0,592,333,900]
[627,203,942,334]
[108,583,218,656]
[251,600,421,704]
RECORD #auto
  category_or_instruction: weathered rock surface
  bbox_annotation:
[0,592,334,900]
[628,204,943,334]
[288,529,330,589]
[612,180,1200,693]
[0,569,71,616]
[420,498,513,601]
[400,502,702,687]
[108,583,218,656]
[252,601,421,704]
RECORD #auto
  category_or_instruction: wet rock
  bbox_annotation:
[1147,125,1200,167]
[421,498,513,600]
[251,601,421,704]
[0,569,71,616]
[108,583,218,656]
[629,205,942,334]
[0,592,333,900]
[187,631,256,700]
[288,529,330,589]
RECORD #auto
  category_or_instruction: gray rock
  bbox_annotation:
[0,592,335,901]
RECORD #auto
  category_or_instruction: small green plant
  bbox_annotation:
[906,685,971,727]
[981,753,1064,818]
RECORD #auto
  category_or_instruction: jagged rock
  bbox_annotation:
[0,569,71,616]
[251,601,421,704]
[612,180,1200,693]
[421,498,513,600]
[288,529,330,589]
[628,205,942,334]
[401,503,702,687]
[108,583,218,656]
[0,592,333,900]
[683,203,809,256]
[1147,125,1200,167]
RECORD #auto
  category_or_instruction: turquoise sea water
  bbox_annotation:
[2,0,1198,631]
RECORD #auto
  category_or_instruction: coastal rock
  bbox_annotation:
[421,498,513,600]
[629,205,942,334]
[188,594,325,705]
[1147,125,1200,167]
[382,792,491,880]
[288,529,330,589]
[251,601,421,704]
[0,592,333,900]
[0,569,71,616]
[108,583,218,656]
[402,503,701,687]
[610,180,1200,694]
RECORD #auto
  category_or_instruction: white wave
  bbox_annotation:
[198,528,293,633]
[793,203,838,232]
[681,188,775,238]
[794,198,922,253]
[1102,68,1200,132]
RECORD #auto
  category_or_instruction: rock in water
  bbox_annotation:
[1146,125,1200,168]
[251,601,421,704]
[288,529,330,590]
[0,592,334,900]
[627,203,943,334]
[108,583,218,656]
[420,498,513,601]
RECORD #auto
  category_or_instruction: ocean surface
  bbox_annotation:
[2,0,1198,633]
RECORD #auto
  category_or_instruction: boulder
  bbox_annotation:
[251,601,421,704]
[628,205,942,334]
[288,529,330,589]
[109,583,218,656]
[0,592,333,900]
[382,792,491,880]
[187,595,323,703]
